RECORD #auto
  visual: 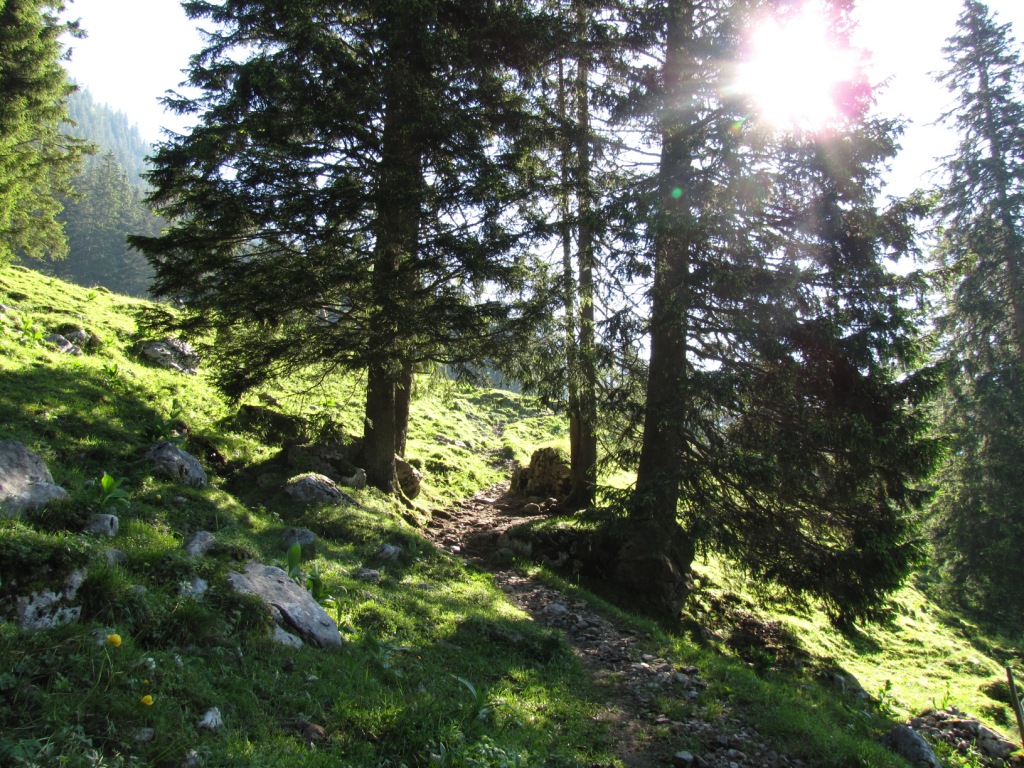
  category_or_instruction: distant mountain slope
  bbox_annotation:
[65,86,151,185]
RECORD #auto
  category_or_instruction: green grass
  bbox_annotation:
[2,264,1022,768]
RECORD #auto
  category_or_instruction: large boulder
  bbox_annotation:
[510,447,571,498]
[146,442,208,488]
[0,440,68,518]
[226,563,342,648]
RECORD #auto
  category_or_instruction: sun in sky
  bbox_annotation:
[734,1,865,133]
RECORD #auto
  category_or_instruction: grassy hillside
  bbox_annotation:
[0,264,1021,768]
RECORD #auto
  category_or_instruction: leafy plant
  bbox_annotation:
[14,316,45,346]
[96,473,130,510]
[452,675,494,724]
[143,398,185,443]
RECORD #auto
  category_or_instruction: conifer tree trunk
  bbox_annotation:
[562,1,598,510]
[616,0,697,619]
[363,3,424,492]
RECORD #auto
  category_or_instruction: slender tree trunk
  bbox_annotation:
[614,0,698,621]
[561,3,598,510]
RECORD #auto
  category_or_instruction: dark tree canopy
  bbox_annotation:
[608,0,939,623]
[132,0,556,491]
[0,0,89,263]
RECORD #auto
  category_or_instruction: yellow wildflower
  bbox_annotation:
[106,633,122,647]
[140,695,154,707]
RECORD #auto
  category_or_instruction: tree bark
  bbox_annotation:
[364,363,398,493]
[618,0,699,621]
[394,360,413,458]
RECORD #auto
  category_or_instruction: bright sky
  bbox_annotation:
[61,0,1024,197]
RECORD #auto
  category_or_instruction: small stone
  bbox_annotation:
[521,502,543,515]
[133,728,156,743]
[183,531,216,557]
[300,721,327,742]
[179,576,208,597]
[673,751,695,767]
[84,514,119,537]
[355,568,381,582]
[198,707,223,730]
[105,548,128,567]
[376,543,401,560]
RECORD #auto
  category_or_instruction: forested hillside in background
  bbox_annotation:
[29,86,162,297]
[66,87,151,182]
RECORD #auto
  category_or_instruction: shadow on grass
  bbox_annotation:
[0,364,182,485]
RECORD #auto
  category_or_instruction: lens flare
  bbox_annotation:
[734,2,863,132]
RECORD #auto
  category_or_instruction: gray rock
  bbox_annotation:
[227,563,342,648]
[881,725,941,768]
[270,624,304,648]
[285,473,350,504]
[183,530,217,557]
[282,527,317,559]
[673,751,696,767]
[45,333,83,355]
[197,707,223,730]
[146,442,208,488]
[136,338,200,374]
[105,548,128,567]
[340,467,367,489]
[0,440,69,518]
[375,543,401,560]
[179,576,208,597]
[64,328,92,347]
[16,569,86,632]
[133,728,156,744]
[84,513,119,537]
[396,457,422,499]
[354,567,381,582]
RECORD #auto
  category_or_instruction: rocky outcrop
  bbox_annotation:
[146,442,208,488]
[0,440,69,518]
[45,333,83,356]
[226,563,342,648]
[136,338,200,374]
[16,569,86,632]
[905,708,1023,766]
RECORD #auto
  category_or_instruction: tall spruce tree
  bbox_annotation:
[930,0,1024,625]
[597,0,939,622]
[0,0,88,263]
[132,0,553,493]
